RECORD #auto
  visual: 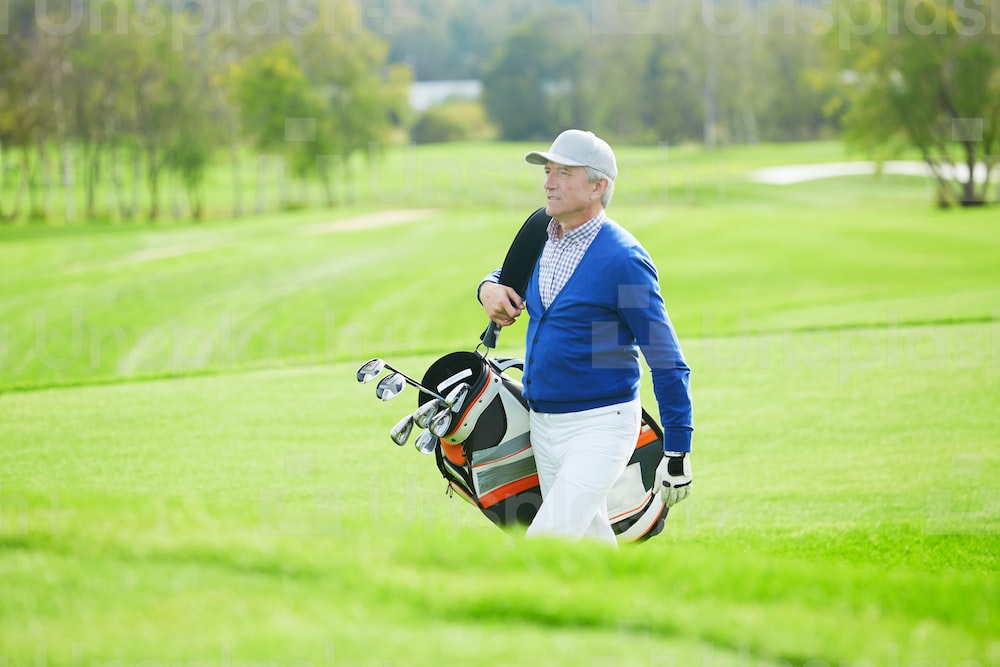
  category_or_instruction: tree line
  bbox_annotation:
[2,0,997,220]
[0,0,410,221]
[377,0,998,206]
[381,0,839,145]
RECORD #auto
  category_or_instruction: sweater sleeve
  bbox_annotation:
[616,250,694,453]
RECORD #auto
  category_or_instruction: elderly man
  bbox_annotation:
[477,129,694,544]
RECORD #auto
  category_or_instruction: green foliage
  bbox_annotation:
[634,34,705,143]
[410,101,496,144]
[479,0,841,145]
[828,0,1000,205]
[0,0,408,222]
[229,41,326,157]
[368,0,541,80]
[481,7,591,141]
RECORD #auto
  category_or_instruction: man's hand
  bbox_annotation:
[479,281,525,327]
[654,451,692,508]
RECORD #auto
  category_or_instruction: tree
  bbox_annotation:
[0,0,64,221]
[162,14,228,220]
[375,0,535,80]
[636,31,705,145]
[69,24,159,221]
[828,0,999,206]
[750,14,839,142]
[225,0,409,210]
[411,100,495,144]
[299,0,412,206]
[481,8,592,141]
[228,40,325,208]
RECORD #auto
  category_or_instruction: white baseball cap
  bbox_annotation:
[524,129,618,181]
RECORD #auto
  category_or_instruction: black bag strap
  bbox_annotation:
[479,207,551,350]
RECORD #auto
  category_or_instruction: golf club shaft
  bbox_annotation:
[383,363,447,402]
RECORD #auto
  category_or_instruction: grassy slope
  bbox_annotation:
[1,141,997,666]
[1,329,996,665]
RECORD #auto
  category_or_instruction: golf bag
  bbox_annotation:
[418,350,669,543]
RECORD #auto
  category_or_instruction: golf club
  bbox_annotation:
[414,430,437,455]
[412,381,470,430]
[375,372,407,400]
[429,408,453,438]
[414,399,446,429]
[357,358,448,402]
[444,383,471,414]
[389,414,414,446]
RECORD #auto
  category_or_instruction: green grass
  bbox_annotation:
[2,143,997,391]
[1,141,998,666]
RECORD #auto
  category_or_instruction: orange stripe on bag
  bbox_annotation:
[441,440,466,465]
[478,474,540,508]
[636,426,658,448]
[634,511,663,540]
[609,491,654,521]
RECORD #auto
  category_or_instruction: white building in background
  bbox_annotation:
[408,80,482,111]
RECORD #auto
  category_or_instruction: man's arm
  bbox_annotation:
[616,254,693,452]
[617,250,694,507]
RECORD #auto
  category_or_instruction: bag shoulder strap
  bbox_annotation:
[497,206,551,295]
[479,207,551,349]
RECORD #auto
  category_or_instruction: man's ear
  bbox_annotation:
[592,178,609,199]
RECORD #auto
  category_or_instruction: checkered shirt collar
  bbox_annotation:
[546,210,607,244]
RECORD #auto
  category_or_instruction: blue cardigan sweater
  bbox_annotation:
[521,221,693,453]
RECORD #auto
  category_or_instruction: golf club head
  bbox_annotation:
[413,399,445,429]
[356,358,386,384]
[375,372,406,400]
[429,408,453,438]
[445,383,471,413]
[390,414,414,446]
[414,430,437,456]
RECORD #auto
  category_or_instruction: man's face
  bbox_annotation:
[542,161,602,224]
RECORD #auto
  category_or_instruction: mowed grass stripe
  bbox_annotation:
[4,201,997,390]
[0,209,447,388]
[2,143,998,390]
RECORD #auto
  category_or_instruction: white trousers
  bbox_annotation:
[525,399,641,545]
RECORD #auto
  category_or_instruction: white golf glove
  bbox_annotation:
[654,451,692,508]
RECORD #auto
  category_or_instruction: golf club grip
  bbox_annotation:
[480,320,501,349]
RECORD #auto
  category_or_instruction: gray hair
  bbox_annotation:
[586,167,615,208]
